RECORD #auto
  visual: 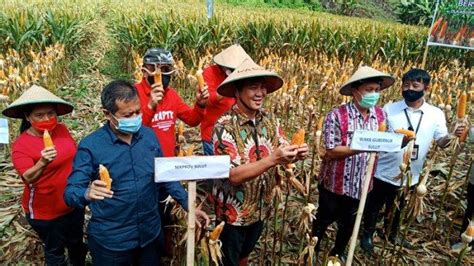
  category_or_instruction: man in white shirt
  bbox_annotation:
[361,68,467,254]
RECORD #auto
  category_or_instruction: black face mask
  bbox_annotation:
[402,90,424,102]
[162,74,171,89]
[147,74,172,89]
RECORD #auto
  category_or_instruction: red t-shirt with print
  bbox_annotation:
[200,64,235,142]
[12,123,76,220]
[135,79,205,157]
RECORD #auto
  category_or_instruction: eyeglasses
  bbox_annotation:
[147,64,175,75]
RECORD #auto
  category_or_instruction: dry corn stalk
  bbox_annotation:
[285,163,306,195]
[298,203,316,233]
[410,155,436,218]
[99,164,112,190]
[461,220,474,244]
[298,234,318,266]
[177,121,185,144]
[43,129,54,148]
[185,144,195,156]
[397,140,414,180]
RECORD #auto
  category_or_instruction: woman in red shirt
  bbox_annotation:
[2,85,86,266]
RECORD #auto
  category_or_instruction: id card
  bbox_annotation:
[411,144,419,161]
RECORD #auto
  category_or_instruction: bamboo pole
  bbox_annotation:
[346,152,377,265]
[187,181,196,266]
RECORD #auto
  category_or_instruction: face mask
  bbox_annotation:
[31,116,58,132]
[162,74,171,89]
[112,114,142,134]
[402,90,424,102]
[359,92,380,109]
[147,74,171,89]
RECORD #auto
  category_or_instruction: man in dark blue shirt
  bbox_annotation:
[64,80,209,265]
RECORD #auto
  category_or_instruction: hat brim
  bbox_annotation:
[340,76,395,96]
[2,101,74,119]
[217,74,283,98]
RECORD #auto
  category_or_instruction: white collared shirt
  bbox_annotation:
[375,99,448,186]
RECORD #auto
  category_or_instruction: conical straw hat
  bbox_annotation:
[217,59,283,97]
[213,44,253,70]
[2,85,73,118]
[340,66,395,96]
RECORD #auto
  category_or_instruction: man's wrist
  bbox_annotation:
[84,188,91,202]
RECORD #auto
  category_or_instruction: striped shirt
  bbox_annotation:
[318,102,385,199]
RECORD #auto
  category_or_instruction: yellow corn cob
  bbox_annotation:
[178,122,185,136]
[457,91,467,119]
[99,164,112,190]
[210,221,225,241]
[196,69,205,92]
[43,130,54,148]
[395,128,416,138]
[154,68,162,86]
[291,129,305,145]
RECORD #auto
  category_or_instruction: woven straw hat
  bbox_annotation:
[213,44,253,70]
[217,59,283,97]
[340,66,395,96]
[2,85,73,118]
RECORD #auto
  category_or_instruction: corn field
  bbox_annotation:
[0,0,473,264]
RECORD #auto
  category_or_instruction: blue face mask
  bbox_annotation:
[359,92,380,109]
[112,114,142,134]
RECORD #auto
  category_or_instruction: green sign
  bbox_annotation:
[428,0,474,50]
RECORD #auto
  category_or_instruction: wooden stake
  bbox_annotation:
[187,181,196,265]
[421,45,429,69]
[346,152,377,265]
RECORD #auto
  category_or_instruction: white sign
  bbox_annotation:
[0,118,8,144]
[350,130,403,152]
[155,155,230,183]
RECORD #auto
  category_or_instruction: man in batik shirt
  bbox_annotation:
[210,59,309,266]
[312,66,395,261]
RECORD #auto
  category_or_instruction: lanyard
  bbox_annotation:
[404,109,423,134]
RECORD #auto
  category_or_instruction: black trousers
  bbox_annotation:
[27,208,87,266]
[312,185,359,256]
[219,220,264,266]
[88,235,161,266]
[363,178,408,239]
[461,183,474,240]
